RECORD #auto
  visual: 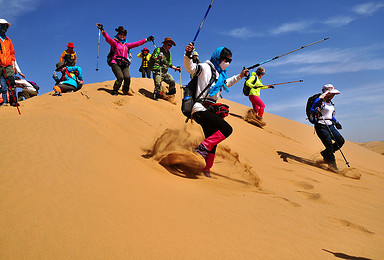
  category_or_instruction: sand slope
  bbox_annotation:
[1,78,383,259]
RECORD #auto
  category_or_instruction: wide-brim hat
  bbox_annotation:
[162,37,176,46]
[67,42,76,48]
[55,61,65,71]
[0,19,11,27]
[142,47,149,52]
[115,26,127,36]
[322,84,340,94]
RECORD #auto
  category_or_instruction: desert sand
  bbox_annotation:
[357,141,384,156]
[1,78,383,259]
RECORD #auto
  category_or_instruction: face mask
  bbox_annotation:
[219,61,230,70]
[0,25,8,35]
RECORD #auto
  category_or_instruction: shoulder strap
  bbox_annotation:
[196,62,217,101]
[65,69,75,80]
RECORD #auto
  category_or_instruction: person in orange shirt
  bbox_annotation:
[60,42,77,66]
[0,19,17,106]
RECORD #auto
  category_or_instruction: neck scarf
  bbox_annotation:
[115,35,126,44]
[208,47,229,96]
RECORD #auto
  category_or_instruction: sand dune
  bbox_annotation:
[357,141,384,156]
[1,78,383,259]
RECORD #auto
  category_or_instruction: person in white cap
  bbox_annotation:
[0,18,18,106]
[310,83,344,171]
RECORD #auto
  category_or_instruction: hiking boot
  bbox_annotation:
[328,160,339,172]
[195,143,209,159]
[202,171,211,178]
[11,102,20,107]
[127,89,134,96]
[320,150,329,163]
[111,91,118,96]
[53,92,62,96]
[255,114,262,120]
[153,91,159,101]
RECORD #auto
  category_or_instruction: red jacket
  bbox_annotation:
[0,37,15,67]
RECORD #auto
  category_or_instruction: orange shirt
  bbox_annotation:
[0,37,15,67]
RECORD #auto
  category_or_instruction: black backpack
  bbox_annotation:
[306,93,322,124]
[242,74,258,96]
[181,62,216,121]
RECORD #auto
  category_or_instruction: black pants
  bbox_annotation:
[193,110,233,154]
[111,63,131,93]
[315,123,345,161]
[141,66,151,78]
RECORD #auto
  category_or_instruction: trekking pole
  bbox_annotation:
[0,61,21,115]
[246,38,330,70]
[324,122,350,167]
[269,80,303,87]
[192,0,215,45]
[96,29,101,71]
[178,67,183,100]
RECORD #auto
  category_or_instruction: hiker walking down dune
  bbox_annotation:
[150,37,181,100]
[0,19,18,107]
[52,61,83,96]
[60,42,77,66]
[137,47,151,78]
[184,43,248,177]
[246,67,273,123]
[310,84,344,171]
[96,23,153,96]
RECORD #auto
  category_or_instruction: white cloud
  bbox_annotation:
[323,15,356,27]
[352,2,384,15]
[222,27,262,39]
[269,47,384,74]
[270,21,312,35]
[0,0,40,21]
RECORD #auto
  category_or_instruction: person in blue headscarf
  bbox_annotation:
[184,43,248,177]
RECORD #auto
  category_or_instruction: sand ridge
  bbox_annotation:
[1,78,383,259]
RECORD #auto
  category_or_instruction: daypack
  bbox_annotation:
[27,80,40,92]
[181,62,216,121]
[64,69,83,91]
[306,93,322,123]
[242,74,258,96]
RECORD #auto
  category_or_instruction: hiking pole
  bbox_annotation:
[96,28,101,71]
[178,67,183,100]
[269,80,303,87]
[192,0,215,45]
[0,51,21,114]
[324,122,350,167]
[246,37,330,70]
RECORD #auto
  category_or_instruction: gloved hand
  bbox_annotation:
[335,122,342,129]
[97,23,103,31]
[147,35,154,42]
[269,85,275,89]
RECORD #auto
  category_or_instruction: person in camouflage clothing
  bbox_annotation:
[150,37,181,100]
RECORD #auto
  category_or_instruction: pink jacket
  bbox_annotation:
[102,31,147,65]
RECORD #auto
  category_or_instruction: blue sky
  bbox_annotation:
[2,0,383,142]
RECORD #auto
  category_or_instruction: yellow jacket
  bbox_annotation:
[137,52,151,68]
[246,72,268,97]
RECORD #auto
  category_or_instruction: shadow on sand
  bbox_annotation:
[277,151,329,171]
[322,249,372,260]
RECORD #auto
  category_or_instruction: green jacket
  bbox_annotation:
[151,47,173,72]
[246,72,268,97]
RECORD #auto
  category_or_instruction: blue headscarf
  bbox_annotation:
[208,47,230,96]
[115,35,126,44]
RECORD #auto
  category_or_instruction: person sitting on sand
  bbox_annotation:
[52,61,83,96]
[184,43,248,177]
[245,67,273,123]
[310,84,344,171]
[96,23,153,96]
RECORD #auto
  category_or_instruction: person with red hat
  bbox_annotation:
[60,42,77,66]
[150,37,181,100]
[137,47,151,78]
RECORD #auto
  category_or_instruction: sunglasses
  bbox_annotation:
[166,43,173,47]
[222,57,232,63]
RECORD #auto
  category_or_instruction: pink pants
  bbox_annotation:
[249,95,265,117]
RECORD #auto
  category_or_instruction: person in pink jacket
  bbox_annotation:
[96,23,154,95]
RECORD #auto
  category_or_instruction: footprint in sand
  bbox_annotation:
[159,151,206,177]
[328,217,374,235]
[296,191,322,201]
[294,181,314,190]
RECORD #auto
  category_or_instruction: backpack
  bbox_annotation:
[64,69,83,91]
[63,53,75,66]
[181,62,216,121]
[27,80,40,92]
[242,74,258,96]
[306,93,322,123]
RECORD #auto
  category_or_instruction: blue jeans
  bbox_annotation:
[315,123,345,161]
[0,76,8,103]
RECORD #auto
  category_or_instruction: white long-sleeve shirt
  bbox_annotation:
[183,55,241,114]
[15,79,35,92]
